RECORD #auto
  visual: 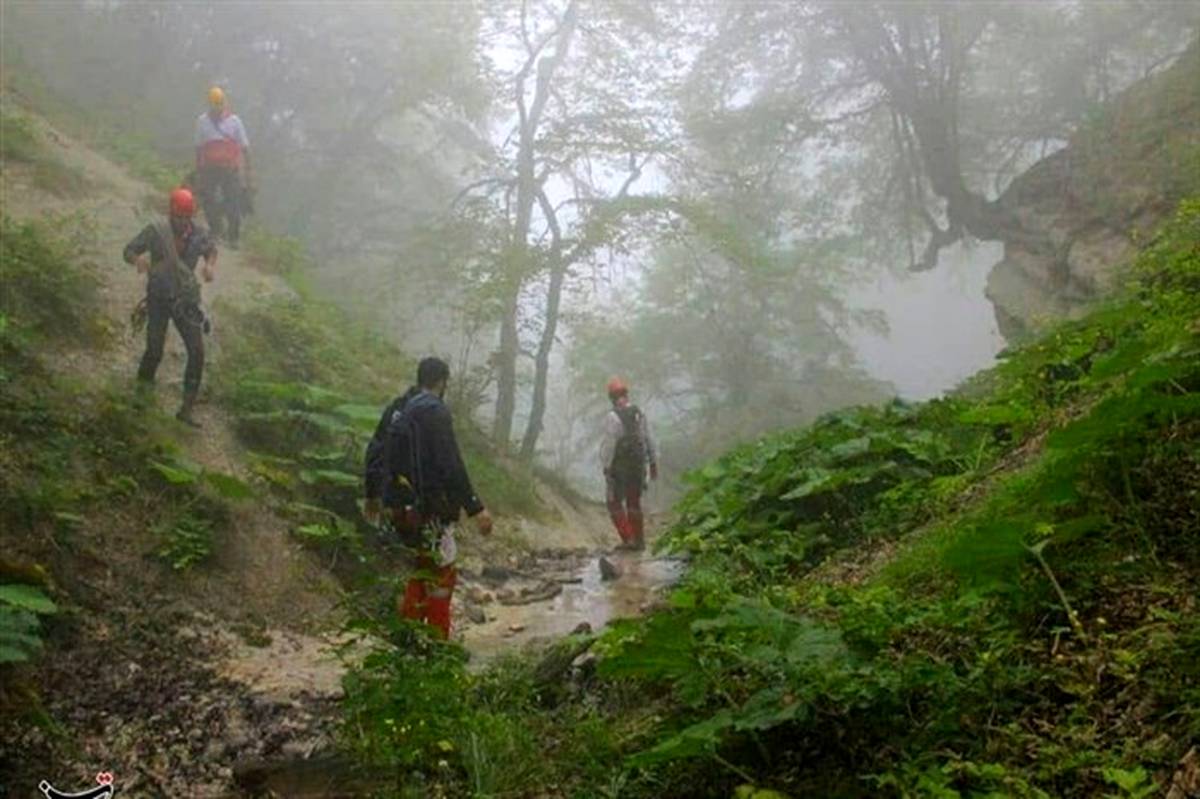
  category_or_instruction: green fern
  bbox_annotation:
[0,583,58,664]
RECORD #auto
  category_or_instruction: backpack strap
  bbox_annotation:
[216,113,240,145]
[153,220,183,295]
[153,220,203,308]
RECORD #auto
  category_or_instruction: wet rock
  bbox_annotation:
[598,557,621,581]
[572,622,592,636]
[465,605,487,625]
[533,636,596,703]
[571,651,598,683]
[499,581,563,606]
[481,564,511,584]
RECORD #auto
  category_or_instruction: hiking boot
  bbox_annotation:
[176,395,201,428]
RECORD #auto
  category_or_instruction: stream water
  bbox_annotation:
[460,549,685,662]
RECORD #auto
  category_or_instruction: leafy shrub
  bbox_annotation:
[341,622,472,775]
[662,397,990,590]
[0,110,42,162]
[155,513,214,571]
[218,280,544,520]
[0,583,57,664]
[0,215,107,346]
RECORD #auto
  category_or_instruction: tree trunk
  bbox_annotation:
[842,6,1047,269]
[492,279,520,444]
[518,256,566,460]
[490,0,578,448]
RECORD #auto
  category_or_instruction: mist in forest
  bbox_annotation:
[5,0,1197,497]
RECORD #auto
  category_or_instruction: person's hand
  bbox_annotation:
[474,509,494,537]
[650,463,659,481]
[134,253,151,274]
[200,263,215,283]
[363,498,382,525]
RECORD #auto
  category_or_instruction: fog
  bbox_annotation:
[5,0,1196,494]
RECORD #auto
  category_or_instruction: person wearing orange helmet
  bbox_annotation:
[123,187,218,426]
[194,86,251,247]
[599,377,658,550]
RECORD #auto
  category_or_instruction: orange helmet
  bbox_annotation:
[606,377,628,399]
[169,187,196,217]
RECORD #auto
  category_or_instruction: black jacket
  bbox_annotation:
[364,388,483,519]
[123,221,216,299]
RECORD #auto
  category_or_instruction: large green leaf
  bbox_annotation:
[298,468,360,487]
[334,403,383,428]
[149,459,202,485]
[628,709,734,767]
[203,471,256,500]
[0,584,57,614]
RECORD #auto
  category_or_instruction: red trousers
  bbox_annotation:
[399,553,457,639]
[606,473,644,546]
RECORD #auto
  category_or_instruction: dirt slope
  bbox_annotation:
[2,99,353,796]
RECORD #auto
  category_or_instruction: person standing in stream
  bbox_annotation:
[363,357,494,638]
[123,187,217,426]
[600,377,658,550]
[194,86,252,248]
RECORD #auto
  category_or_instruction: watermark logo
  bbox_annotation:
[38,771,117,799]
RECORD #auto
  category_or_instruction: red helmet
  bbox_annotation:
[606,377,628,399]
[169,187,196,217]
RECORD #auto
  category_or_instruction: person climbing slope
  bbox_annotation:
[599,377,658,550]
[123,187,217,426]
[194,86,252,247]
[363,357,493,638]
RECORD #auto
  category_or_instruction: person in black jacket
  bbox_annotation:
[364,357,492,637]
[123,187,217,426]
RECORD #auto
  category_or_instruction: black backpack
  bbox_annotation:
[612,404,648,476]
[384,396,428,510]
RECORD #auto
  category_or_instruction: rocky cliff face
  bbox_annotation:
[987,41,1200,341]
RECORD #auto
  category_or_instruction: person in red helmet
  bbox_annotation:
[123,187,218,426]
[600,377,658,550]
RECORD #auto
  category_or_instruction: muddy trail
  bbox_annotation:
[0,99,682,797]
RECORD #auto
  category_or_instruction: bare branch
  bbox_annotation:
[452,177,516,208]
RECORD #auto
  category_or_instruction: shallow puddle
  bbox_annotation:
[460,550,685,662]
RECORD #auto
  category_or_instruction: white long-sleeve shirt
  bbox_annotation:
[599,404,657,473]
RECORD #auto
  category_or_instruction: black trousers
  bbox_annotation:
[195,163,242,242]
[137,294,204,400]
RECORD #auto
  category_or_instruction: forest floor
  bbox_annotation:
[0,96,679,797]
